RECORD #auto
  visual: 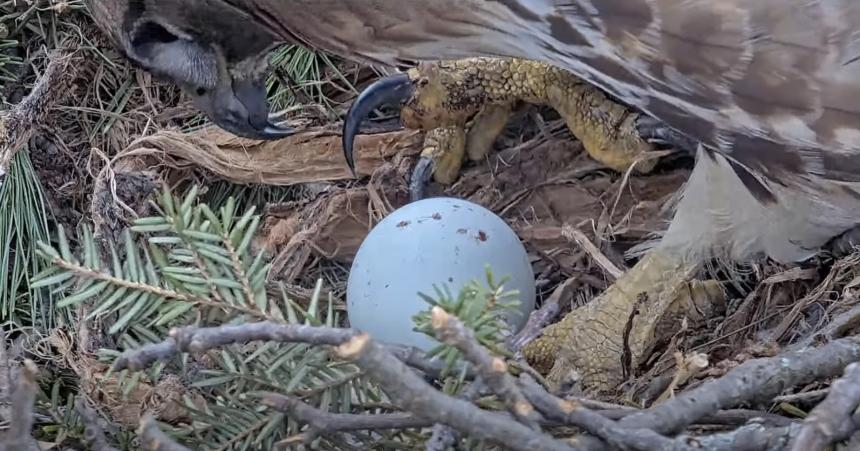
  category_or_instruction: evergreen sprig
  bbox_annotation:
[27,187,402,449]
[412,267,523,379]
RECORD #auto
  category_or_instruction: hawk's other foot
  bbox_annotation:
[522,250,725,393]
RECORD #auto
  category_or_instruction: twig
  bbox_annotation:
[774,389,830,404]
[431,307,541,429]
[520,374,672,451]
[507,277,576,354]
[112,321,359,371]
[74,397,120,451]
[113,322,463,380]
[790,361,860,451]
[790,302,860,351]
[334,333,576,451]
[425,378,487,451]
[617,335,860,434]
[561,224,623,280]
[137,415,191,451]
[386,343,474,380]
[0,49,77,189]
[260,392,430,444]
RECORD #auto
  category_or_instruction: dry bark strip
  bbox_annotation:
[111,126,422,186]
[89,124,420,249]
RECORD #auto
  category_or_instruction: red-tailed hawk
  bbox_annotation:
[88,0,860,265]
[87,0,860,387]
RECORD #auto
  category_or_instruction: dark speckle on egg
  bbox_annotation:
[397,220,411,228]
[477,230,488,242]
[432,213,442,220]
[457,228,467,234]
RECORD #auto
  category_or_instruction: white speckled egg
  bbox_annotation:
[346,197,536,351]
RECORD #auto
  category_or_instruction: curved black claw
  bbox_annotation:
[825,225,860,258]
[634,115,699,155]
[342,73,414,176]
[409,157,435,203]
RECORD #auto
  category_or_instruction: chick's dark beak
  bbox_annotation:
[342,73,414,175]
[193,75,293,140]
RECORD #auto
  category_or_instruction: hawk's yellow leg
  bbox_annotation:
[398,57,723,392]
[409,104,512,199]
[400,57,671,201]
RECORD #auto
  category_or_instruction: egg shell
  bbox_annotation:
[346,197,536,351]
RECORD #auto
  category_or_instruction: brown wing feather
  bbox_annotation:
[244,0,860,189]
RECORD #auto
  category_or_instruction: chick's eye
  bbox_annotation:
[195,87,207,96]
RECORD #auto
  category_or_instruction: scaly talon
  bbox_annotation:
[344,57,672,189]
[825,223,860,257]
[409,126,466,202]
[634,115,700,155]
[409,157,435,202]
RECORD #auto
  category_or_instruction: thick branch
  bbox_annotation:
[425,379,487,451]
[617,336,860,434]
[74,397,120,451]
[790,361,860,451]
[137,416,191,451]
[116,322,575,451]
[430,307,540,429]
[684,423,801,451]
[520,375,670,451]
[335,333,576,451]
[113,321,358,371]
[113,322,460,380]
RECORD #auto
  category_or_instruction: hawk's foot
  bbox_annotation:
[344,57,679,189]
[522,250,726,393]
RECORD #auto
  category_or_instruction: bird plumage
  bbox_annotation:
[89,0,860,265]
